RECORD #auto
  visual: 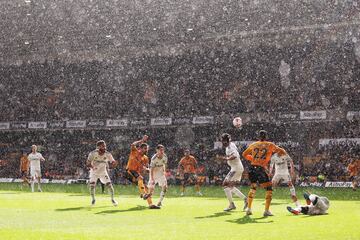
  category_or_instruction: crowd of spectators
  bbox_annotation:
[1,42,359,122]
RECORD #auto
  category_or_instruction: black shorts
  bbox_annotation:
[183,173,197,183]
[248,165,270,184]
[20,171,28,178]
[125,170,141,182]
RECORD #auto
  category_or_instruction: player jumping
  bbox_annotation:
[287,192,330,215]
[144,144,168,208]
[217,133,247,212]
[87,140,118,206]
[178,149,202,196]
[28,145,45,192]
[242,130,287,217]
[126,135,160,209]
[269,153,300,206]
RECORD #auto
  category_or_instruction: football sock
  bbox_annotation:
[90,186,96,201]
[289,186,300,206]
[108,185,115,200]
[138,179,146,195]
[247,187,256,209]
[159,190,166,203]
[180,185,185,193]
[147,197,153,205]
[265,190,273,211]
[232,187,246,199]
[195,184,200,192]
[31,180,35,192]
[224,187,233,204]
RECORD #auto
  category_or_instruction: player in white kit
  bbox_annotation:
[28,145,45,192]
[86,140,118,206]
[145,144,168,208]
[287,192,330,215]
[217,134,247,212]
[269,153,300,206]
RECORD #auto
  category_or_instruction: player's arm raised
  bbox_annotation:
[131,135,149,147]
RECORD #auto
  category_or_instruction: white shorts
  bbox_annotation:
[224,169,243,182]
[272,173,291,183]
[30,168,41,178]
[148,173,167,188]
[89,173,111,184]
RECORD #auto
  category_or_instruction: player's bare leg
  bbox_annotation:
[89,181,96,205]
[106,182,117,206]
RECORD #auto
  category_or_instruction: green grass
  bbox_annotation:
[0,183,359,240]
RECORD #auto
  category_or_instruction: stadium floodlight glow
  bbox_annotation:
[106,35,112,38]
[24,0,31,3]
[24,41,30,45]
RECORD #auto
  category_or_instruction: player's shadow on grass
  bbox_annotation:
[95,205,148,215]
[226,215,274,224]
[55,206,109,211]
[195,211,232,219]
[261,202,284,206]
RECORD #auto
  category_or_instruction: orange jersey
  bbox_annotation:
[20,156,30,171]
[179,155,197,173]
[126,145,149,173]
[242,141,286,168]
[348,161,360,176]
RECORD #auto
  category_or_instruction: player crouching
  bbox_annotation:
[144,144,168,208]
[87,140,118,207]
[287,192,330,215]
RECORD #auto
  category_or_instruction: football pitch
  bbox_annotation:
[0,184,359,240]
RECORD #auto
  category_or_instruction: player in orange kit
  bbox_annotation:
[178,149,202,196]
[242,130,287,217]
[126,135,160,209]
[347,159,360,191]
[19,152,30,187]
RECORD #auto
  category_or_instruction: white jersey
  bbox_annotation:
[271,153,291,175]
[87,150,115,176]
[225,142,244,171]
[150,154,168,174]
[28,152,44,170]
